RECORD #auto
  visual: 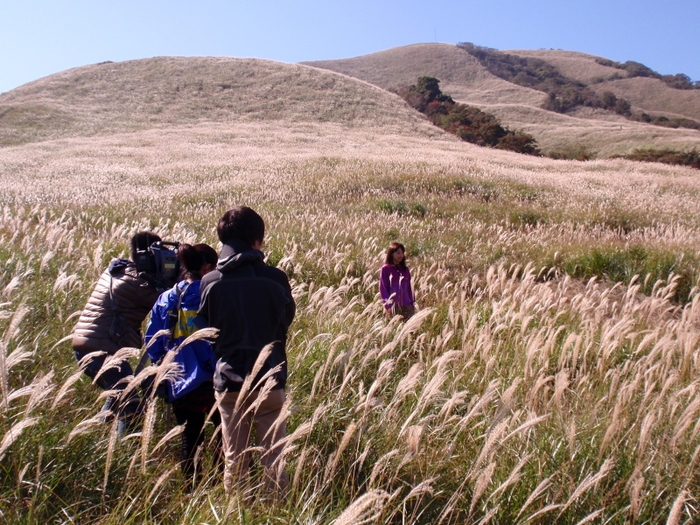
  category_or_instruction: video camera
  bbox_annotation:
[134,240,181,291]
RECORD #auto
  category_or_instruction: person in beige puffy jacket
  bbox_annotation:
[72,231,162,433]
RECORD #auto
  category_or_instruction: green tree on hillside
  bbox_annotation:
[398,77,540,155]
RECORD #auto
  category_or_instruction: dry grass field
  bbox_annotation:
[0,55,699,523]
[306,43,700,157]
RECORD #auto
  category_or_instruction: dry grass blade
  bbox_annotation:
[332,489,390,525]
[51,369,91,409]
[2,305,30,345]
[24,372,55,415]
[235,343,274,411]
[0,305,30,409]
[147,466,178,503]
[574,509,604,525]
[151,424,185,454]
[92,347,140,385]
[103,417,119,489]
[396,308,435,343]
[523,503,564,523]
[558,458,614,516]
[665,489,688,525]
[515,475,553,520]
[0,417,38,461]
[66,416,106,443]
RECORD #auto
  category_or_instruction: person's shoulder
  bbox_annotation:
[253,263,292,295]
[164,280,189,300]
[201,270,223,289]
[256,262,290,281]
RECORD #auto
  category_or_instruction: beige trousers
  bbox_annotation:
[215,388,288,494]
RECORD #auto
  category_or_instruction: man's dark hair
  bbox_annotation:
[217,206,265,246]
[130,231,162,261]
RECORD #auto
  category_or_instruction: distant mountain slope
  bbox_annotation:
[304,44,546,108]
[0,56,439,146]
[504,49,626,85]
[305,44,700,157]
[508,49,700,122]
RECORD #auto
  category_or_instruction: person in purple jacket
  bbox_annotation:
[379,242,415,319]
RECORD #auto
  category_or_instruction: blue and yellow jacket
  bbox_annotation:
[144,280,216,402]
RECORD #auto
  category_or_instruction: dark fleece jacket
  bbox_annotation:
[198,240,295,391]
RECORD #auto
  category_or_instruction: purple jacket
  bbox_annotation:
[379,264,414,310]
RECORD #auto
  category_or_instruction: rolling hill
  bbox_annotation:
[0,56,440,147]
[304,43,700,157]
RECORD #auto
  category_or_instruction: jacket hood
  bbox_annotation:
[217,240,264,272]
[108,258,132,275]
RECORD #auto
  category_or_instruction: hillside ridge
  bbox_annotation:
[305,43,700,158]
[0,56,439,147]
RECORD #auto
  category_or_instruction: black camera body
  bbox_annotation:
[134,240,180,291]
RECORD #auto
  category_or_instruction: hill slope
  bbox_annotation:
[305,44,700,157]
[508,49,700,122]
[0,56,440,146]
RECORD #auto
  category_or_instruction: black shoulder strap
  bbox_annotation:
[108,274,120,315]
[167,282,191,338]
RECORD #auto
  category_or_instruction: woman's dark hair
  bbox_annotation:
[217,206,265,246]
[385,242,407,268]
[130,231,162,261]
[177,243,218,280]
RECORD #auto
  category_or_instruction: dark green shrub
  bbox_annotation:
[496,132,541,155]
[617,148,700,169]
[596,57,699,90]
[377,200,427,217]
[510,209,545,227]
[601,91,618,109]
[453,180,499,201]
[563,247,698,302]
[614,98,632,116]
[378,199,407,215]
[410,203,427,217]
[399,77,541,156]
[548,144,596,161]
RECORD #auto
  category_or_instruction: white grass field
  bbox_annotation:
[0,55,699,524]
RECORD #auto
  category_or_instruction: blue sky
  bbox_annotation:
[2,0,699,94]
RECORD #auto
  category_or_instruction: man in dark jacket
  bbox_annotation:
[72,231,162,433]
[198,206,295,494]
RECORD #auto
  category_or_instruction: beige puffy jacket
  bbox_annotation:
[72,259,161,354]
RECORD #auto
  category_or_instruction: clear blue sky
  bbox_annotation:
[2,0,699,94]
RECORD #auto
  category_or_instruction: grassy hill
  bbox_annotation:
[0,56,439,147]
[0,53,699,523]
[508,49,700,122]
[305,43,700,157]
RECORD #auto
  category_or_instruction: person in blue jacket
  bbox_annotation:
[144,243,220,486]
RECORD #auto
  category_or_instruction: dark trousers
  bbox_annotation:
[74,348,133,391]
[74,348,140,414]
[171,381,221,483]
